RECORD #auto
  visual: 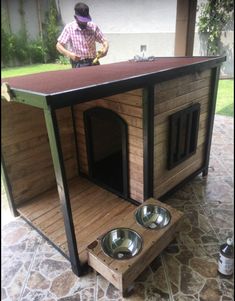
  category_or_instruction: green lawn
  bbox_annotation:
[1,64,234,117]
[216,79,234,117]
[1,63,70,78]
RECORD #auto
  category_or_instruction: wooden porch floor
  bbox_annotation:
[17,176,136,264]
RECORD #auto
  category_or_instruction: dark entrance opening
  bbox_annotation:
[84,107,129,198]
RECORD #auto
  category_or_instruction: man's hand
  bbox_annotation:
[56,42,80,62]
[69,53,80,62]
[99,49,106,58]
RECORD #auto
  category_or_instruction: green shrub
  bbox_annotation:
[1,0,61,66]
[56,55,70,65]
[1,28,31,66]
[28,38,45,63]
[13,29,30,63]
[1,27,16,66]
[198,0,234,55]
[1,29,46,65]
[42,0,60,62]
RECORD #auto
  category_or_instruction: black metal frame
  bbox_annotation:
[21,214,70,260]
[44,57,225,109]
[7,57,226,111]
[159,166,205,201]
[1,104,83,275]
[43,106,82,276]
[1,57,225,279]
[83,107,129,199]
[157,67,220,199]
[143,86,155,200]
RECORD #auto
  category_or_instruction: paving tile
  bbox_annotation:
[2,251,34,301]
[1,115,233,300]
[162,243,234,301]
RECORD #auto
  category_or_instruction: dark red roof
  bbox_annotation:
[2,57,223,95]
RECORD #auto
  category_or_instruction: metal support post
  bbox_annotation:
[44,106,82,276]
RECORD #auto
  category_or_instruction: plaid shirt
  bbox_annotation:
[57,21,106,59]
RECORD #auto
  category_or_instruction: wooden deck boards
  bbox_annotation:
[17,176,136,264]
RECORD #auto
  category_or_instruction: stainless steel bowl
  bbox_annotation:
[101,228,142,259]
[135,204,171,229]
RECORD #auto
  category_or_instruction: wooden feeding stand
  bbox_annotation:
[87,198,183,295]
[1,56,225,294]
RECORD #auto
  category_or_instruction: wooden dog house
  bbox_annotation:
[1,56,225,295]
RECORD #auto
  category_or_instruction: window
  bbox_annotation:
[168,103,200,169]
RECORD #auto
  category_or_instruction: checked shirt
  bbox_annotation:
[57,21,106,59]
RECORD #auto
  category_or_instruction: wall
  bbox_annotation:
[1,101,77,205]
[57,0,177,63]
[153,69,213,198]
[73,89,145,203]
[1,0,48,39]
[2,0,233,77]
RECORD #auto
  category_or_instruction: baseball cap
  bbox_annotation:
[74,3,92,22]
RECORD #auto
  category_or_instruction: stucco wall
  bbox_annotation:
[1,0,48,39]
[58,0,177,33]
[57,0,177,63]
[99,33,175,64]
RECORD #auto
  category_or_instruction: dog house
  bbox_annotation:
[1,56,225,295]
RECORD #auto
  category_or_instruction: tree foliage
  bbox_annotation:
[1,0,60,66]
[42,0,60,62]
[198,0,234,55]
[1,27,15,65]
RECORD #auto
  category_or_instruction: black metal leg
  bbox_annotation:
[202,167,208,177]
[44,107,82,276]
[1,154,19,217]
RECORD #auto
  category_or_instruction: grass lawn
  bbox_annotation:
[1,63,70,78]
[1,64,234,117]
[216,79,234,117]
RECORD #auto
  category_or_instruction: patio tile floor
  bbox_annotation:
[1,115,234,301]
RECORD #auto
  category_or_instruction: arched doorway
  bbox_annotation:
[84,107,129,198]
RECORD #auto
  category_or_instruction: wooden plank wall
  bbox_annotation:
[153,69,212,198]
[1,101,77,205]
[73,89,145,203]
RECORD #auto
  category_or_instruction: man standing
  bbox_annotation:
[56,2,109,68]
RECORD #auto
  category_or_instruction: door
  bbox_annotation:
[84,107,129,198]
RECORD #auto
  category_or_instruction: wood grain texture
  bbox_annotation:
[1,101,78,205]
[17,176,136,262]
[73,89,144,203]
[153,69,212,198]
[87,198,183,293]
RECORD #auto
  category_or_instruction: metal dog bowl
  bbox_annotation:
[135,204,171,229]
[101,228,142,260]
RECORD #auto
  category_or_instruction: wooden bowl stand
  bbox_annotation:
[87,198,183,296]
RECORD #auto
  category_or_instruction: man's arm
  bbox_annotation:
[56,42,80,62]
[100,40,109,57]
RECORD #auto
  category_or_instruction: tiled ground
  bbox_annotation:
[1,115,234,301]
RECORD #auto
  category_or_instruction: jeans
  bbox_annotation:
[70,58,100,68]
